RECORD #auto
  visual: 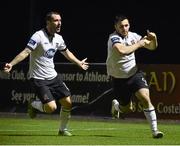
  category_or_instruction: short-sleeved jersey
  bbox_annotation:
[27,29,66,80]
[106,31,141,78]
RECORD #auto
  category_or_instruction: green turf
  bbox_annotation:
[0,115,180,145]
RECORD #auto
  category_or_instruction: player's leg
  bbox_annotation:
[52,75,72,136]
[111,98,134,119]
[131,70,163,138]
[28,78,57,118]
[135,88,164,138]
[58,96,72,136]
[111,77,133,119]
[119,101,133,113]
[28,92,57,118]
[111,99,120,118]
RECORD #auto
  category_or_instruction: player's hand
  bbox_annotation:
[138,38,151,47]
[146,30,157,41]
[3,63,12,73]
[80,58,89,70]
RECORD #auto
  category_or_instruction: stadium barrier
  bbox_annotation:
[0,62,180,119]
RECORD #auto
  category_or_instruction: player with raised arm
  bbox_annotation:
[4,11,89,136]
[106,14,164,138]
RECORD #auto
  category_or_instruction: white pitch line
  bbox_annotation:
[0,127,118,132]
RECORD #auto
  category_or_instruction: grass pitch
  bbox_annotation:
[0,113,180,145]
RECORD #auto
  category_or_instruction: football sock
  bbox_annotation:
[59,107,71,131]
[113,99,120,111]
[144,107,158,132]
[31,100,44,112]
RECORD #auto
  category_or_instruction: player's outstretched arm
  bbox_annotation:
[61,49,89,70]
[3,48,31,73]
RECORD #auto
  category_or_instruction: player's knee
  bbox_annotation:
[61,104,72,112]
[121,107,133,113]
[140,99,152,109]
[120,102,133,113]
[60,97,72,110]
[65,102,72,110]
[44,103,57,113]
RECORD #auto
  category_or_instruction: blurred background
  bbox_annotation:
[0,0,179,64]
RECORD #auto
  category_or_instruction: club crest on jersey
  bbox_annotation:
[44,48,56,58]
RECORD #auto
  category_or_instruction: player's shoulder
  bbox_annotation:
[54,33,62,38]
[109,31,119,38]
[128,31,138,36]
[128,31,141,40]
[32,29,44,38]
[54,33,64,42]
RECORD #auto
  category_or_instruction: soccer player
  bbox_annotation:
[106,14,164,138]
[3,11,89,136]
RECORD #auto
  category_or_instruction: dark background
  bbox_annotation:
[0,0,179,64]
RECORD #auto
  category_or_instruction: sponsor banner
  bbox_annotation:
[138,64,180,119]
[0,63,180,119]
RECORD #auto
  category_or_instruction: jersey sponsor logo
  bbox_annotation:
[44,48,56,58]
[131,40,135,45]
[28,39,36,46]
[111,37,120,43]
[56,43,59,48]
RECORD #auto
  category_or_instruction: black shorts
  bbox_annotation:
[29,75,71,104]
[111,70,149,106]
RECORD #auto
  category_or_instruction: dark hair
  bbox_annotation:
[45,11,61,21]
[114,14,128,24]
